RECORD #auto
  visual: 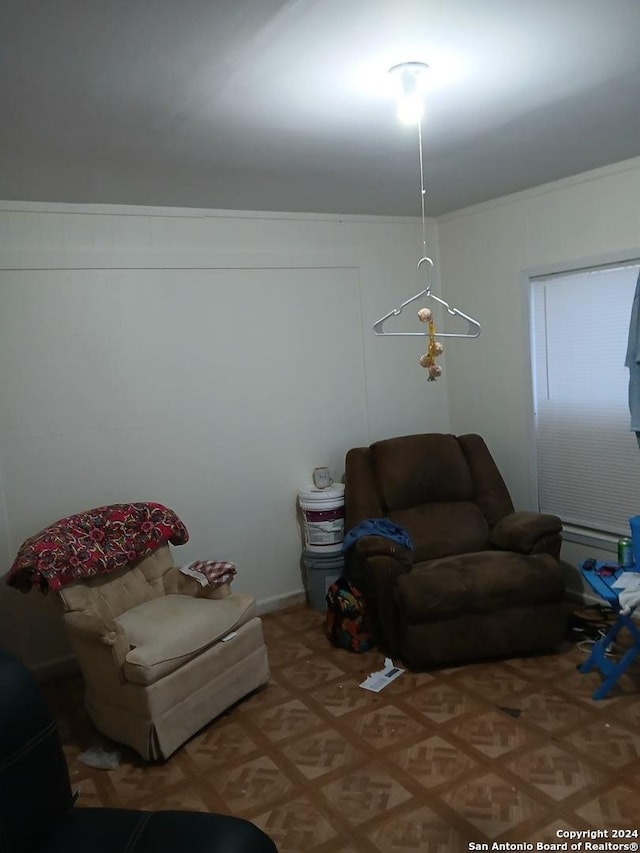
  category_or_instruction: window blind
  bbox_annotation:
[531,263,640,536]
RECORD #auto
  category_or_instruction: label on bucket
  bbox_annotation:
[303,506,344,547]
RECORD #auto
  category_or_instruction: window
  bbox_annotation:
[530,262,640,536]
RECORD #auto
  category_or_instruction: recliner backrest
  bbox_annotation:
[368,433,514,522]
[345,433,517,563]
[58,544,174,622]
[456,433,515,526]
[370,433,474,512]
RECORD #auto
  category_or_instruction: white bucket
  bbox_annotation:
[298,483,345,553]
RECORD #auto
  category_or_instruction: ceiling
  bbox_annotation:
[2,0,640,217]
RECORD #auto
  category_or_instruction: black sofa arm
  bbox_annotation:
[0,648,277,853]
[41,808,278,853]
[0,649,75,853]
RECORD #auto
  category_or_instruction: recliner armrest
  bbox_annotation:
[352,535,413,568]
[490,510,562,554]
[198,581,232,600]
[62,611,129,687]
[163,566,233,599]
[64,611,126,646]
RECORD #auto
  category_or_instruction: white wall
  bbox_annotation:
[437,155,640,594]
[0,202,449,672]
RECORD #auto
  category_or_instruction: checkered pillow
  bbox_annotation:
[179,559,237,588]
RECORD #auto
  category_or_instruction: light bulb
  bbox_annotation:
[397,93,424,126]
[389,61,429,126]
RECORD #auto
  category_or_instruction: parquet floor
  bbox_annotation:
[43,605,640,852]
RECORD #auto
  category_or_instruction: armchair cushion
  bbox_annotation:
[117,593,256,685]
[397,551,564,623]
[490,510,562,553]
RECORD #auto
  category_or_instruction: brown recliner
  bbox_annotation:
[344,433,567,669]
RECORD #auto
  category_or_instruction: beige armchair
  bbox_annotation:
[59,544,270,761]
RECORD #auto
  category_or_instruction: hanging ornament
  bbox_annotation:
[418,307,444,381]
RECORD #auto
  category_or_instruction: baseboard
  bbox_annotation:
[256,589,307,616]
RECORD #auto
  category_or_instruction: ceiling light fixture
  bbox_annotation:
[373,62,481,381]
[388,61,429,126]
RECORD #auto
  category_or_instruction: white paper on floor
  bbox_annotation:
[77,746,122,770]
[359,657,405,692]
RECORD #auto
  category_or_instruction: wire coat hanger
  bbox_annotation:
[373,257,482,338]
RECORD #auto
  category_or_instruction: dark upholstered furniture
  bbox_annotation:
[0,648,277,853]
[344,433,567,669]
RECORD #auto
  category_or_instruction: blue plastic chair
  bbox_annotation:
[578,560,640,699]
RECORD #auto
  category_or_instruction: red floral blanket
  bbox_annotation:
[6,502,189,593]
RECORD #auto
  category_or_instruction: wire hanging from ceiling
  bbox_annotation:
[373,62,481,381]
